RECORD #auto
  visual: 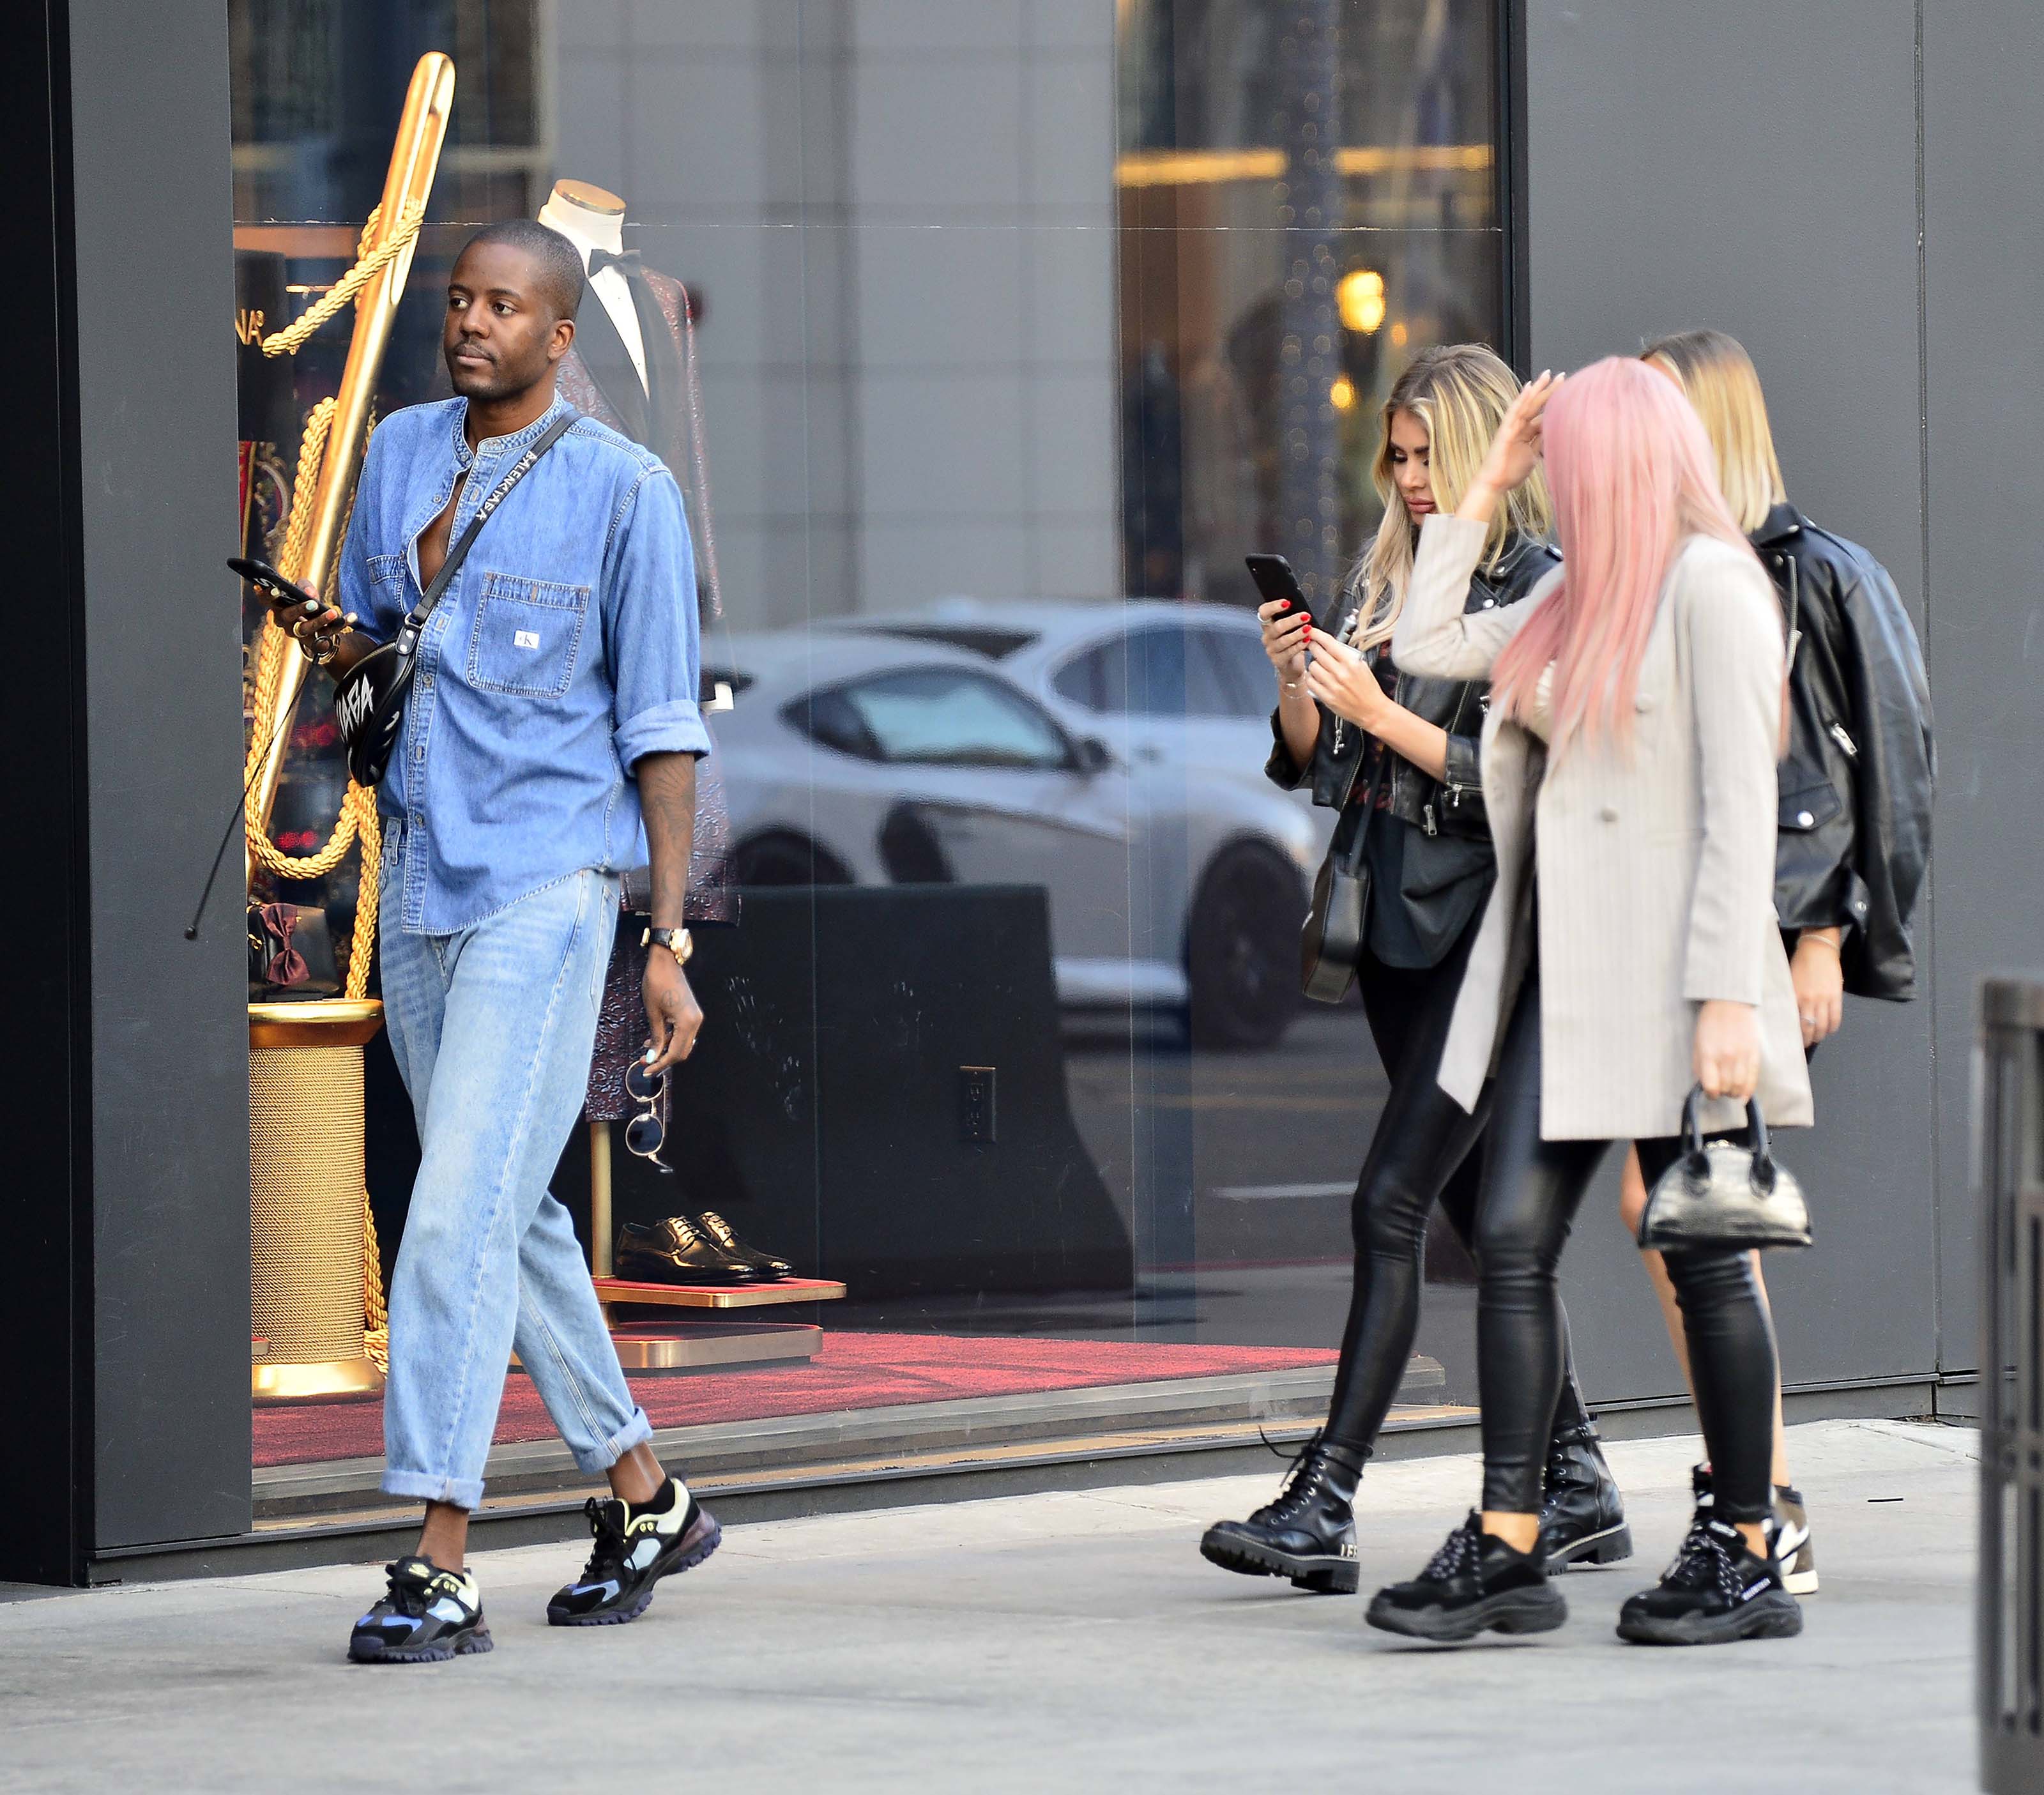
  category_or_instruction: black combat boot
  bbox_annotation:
[1537,1417,1633,1571]
[1199,1434,1367,1594]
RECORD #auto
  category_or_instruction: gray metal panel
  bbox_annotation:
[69,2,250,1547]
[1523,1,1939,1399]
[1920,2,2044,1395]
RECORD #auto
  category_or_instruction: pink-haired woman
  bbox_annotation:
[1366,357,1811,1648]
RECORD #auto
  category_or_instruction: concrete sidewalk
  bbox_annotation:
[0,1419,1977,1793]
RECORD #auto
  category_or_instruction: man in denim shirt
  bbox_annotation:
[266,222,720,1661]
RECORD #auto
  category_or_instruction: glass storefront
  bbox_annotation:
[229,0,1507,1526]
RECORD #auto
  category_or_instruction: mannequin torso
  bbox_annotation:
[538,181,647,388]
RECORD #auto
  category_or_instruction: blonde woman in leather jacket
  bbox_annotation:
[1201,346,1627,1594]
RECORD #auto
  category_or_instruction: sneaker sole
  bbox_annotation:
[1617,1589,1803,1646]
[1365,1584,1567,1643]
[1783,1566,1820,1596]
[548,1511,724,1627]
[1544,1522,1634,1573]
[1199,1527,1359,1594]
[348,1624,494,1665]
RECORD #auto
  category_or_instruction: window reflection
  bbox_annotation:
[231,0,1506,1522]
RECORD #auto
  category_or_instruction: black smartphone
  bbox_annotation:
[229,555,321,618]
[1244,553,1308,612]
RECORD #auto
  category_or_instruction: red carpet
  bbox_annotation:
[253,1331,1336,1469]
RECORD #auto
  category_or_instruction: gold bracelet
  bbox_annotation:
[1798,933,1843,954]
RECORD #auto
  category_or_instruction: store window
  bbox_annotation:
[229,1,1504,1528]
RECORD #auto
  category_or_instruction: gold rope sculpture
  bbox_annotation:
[245,55,452,1399]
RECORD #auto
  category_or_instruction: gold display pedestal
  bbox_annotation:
[593,1276,848,1370]
[249,999,386,1403]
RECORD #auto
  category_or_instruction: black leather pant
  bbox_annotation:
[1322,923,1593,1456]
[1476,973,1780,1523]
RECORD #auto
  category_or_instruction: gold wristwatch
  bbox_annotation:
[642,925,693,968]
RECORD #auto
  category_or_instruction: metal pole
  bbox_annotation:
[245,52,455,885]
[1977,978,2044,1793]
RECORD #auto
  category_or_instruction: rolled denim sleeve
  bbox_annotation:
[606,466,712,768]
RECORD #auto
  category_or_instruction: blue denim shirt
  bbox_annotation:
[340,396,710,935]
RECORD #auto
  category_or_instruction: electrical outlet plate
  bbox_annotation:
[960,1065,996,1143]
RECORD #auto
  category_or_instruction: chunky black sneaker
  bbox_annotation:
[1538,1418,1633,1571]
[1616,1514,1803,1646]
[1774,1483,1819,1596]
[1688,1462,1816,1592]
[1200,1434,1366,1594]
[1366,1511,1567,1642]
[348,1556,492,1664]
[547,1478,721,1626]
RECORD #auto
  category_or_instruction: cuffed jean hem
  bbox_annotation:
[381,1467,487,1510]
[572,1406,654,1474]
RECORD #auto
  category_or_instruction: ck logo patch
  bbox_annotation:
[514,629,542,650]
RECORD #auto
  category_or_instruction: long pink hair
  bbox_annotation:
[1490,356,1758,757]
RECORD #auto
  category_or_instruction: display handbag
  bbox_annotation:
[331,409,577,788]
[1299,751,1389,1004]
[1636,1085,1813,1253]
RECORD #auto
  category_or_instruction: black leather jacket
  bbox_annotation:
[1753,503,1934,1000]
[1265,533,1559,951]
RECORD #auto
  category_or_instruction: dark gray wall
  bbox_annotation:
[70,1,249,1549]
[1523,1,1948,1405]
[1919,0,2044,1400]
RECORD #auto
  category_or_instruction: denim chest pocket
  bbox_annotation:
[367,551,407,593]
[466,570,590,699]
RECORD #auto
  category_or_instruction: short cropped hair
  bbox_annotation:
[455,220,586,323]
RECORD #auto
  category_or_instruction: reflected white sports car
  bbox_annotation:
[704,629,1315,1046]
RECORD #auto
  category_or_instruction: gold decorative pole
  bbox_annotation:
[246,52,454,1403]
[245,50,455,876]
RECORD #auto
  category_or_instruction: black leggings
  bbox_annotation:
[1322,924,1594,1456]
[1476,972,1780,1523]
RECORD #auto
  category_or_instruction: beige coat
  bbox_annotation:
[1391,514,1813,1141]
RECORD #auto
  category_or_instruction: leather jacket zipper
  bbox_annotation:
[1829,720,1858,760]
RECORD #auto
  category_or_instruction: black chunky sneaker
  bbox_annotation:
[348,1556,492,1664]
[1538,1417,1633,1571]
[1773,1483,1818,1595]
[547,1478,721,1626]
[1366,1511,1567,1642]
[1616,1513,1803,1646]
[1200,1433,1366,1594]
[1688,1461,1815,1591]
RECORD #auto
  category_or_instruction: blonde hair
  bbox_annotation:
[1339,347,1548,653]
[1350,345,1553,650]
[1640,330,1787,534]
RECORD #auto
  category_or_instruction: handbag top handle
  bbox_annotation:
[1679,1084,1778,1193]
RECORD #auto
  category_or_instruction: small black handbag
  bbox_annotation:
[1637,1086,1813,1253]
[1299,753,1388,1004]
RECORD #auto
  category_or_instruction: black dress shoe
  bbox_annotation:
[694,1211,796,1279]
[1539,1417,1633,1571]
[616,1217,762,1286]
[1366,1512,1567,1642]
[1200,1434,1366,1593]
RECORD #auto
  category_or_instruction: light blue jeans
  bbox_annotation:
[378,827,652,1508]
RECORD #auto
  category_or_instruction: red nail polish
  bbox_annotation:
[1278,600,1290,611]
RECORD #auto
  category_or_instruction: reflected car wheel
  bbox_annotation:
[1186,843,1306,1050]
[731,831,854,888]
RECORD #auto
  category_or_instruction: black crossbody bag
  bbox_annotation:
[332,410,577,788]
[1299,749,1389,1003]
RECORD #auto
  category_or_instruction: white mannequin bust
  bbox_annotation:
[537,178,647,390]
